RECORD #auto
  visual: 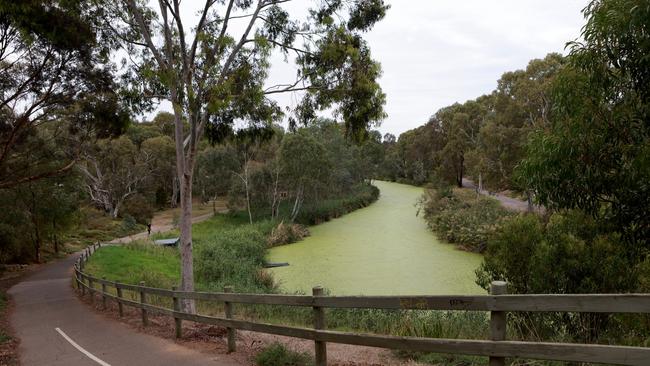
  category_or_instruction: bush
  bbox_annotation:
[267,222,309,247]
[420,188,513,252]
[121,194,154,225]
[255,343,313,366]
[293,184,379,225]
[119,215,138,233]
[476,211,643,342]
[194,225,273,293]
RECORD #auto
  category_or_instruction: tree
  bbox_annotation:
[518,0,650,250]
[0,0,128,189]
[79,136,154,218]
[195,145,238,214]
[141,135,177,207]
[279,132,331,222]
[104,0,388,310]
[437,100,485,187]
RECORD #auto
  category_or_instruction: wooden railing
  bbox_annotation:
[74,243,650,366]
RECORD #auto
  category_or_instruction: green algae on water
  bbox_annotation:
[267,181,484,296]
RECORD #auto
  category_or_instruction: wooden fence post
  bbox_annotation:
[140,281,148,326]
[312,286,327,366]
[224,285,235,352]
[172,286,182,339]
[101,277,107,310]
[88,277,94,304]
[80,274,86,296]
[116,285,124,317]
[490,281,507,366]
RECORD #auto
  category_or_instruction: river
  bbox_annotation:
[266,181,484,295]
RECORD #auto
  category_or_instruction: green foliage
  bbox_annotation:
[476,212,643,342]
[119,215,138,234]
[518,0,650,249]
[194,224,271,293]
[121,195,154,225]
[255,343,313,366]
[84,243,179,289]
[381,54,564,192]
[292,184,379,225]
[420,189,513,252]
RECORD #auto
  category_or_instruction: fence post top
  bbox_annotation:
[312,286,324,296]
[490,281,508,295]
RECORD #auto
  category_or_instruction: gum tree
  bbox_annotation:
[103,0,387,310]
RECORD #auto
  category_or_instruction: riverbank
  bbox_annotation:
[419,186,516,253]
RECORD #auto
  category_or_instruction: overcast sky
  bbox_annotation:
[149,0,587,137]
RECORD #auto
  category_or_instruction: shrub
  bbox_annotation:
[119,215,138,233]
[476,211,643,342]
[194,225,271,293]
[255,343,313,366]
[293,184,379,225]
[420,188,513,252]
[267,222,310,247]
[121,194,154,225]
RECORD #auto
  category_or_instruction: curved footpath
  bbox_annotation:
[8,207,243,366]
[8,253,243,366]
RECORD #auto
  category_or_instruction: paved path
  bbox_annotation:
[461,178,544,213]
[8,206,246,366]
[9,253,244,366]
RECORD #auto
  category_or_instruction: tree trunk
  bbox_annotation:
[244,163,252,225]
[111,204,120,219]
[290,185,304,222]
[52,218,59,254]
[179,169,195,313]
[171,175,179,208]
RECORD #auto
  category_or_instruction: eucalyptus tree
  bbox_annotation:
[102,0,388,308]
[518,0,650,249]
[0,0,129,189]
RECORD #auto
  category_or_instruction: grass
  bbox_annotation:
[84,244,179,289]
[63,206,145,253]
[255,343,313,366]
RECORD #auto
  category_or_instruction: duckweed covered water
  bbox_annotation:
[267,181,484,295]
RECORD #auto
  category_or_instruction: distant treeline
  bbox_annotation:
[379,53,564,193]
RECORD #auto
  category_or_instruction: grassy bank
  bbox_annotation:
[419,187,515,252]
[86,183,380,294]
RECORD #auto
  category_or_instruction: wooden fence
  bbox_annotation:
[75,243,650,366]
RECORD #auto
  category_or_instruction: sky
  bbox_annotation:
[147,0,587,137]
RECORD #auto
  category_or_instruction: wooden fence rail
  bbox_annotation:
[73,243,650,366]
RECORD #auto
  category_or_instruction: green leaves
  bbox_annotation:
[518,0,650,249]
